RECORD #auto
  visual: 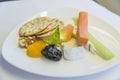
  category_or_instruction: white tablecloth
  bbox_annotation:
[0,0,120,80]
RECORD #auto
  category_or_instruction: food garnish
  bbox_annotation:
[27,41,47,58]
[72,18,78,25]
[42,27,60,45]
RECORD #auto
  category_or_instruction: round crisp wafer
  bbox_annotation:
[19,17,64,37]
[37,18,65,38]
[36,18,64,35]
[19,17,51,36]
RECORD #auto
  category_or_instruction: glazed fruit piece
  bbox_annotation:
[60,24,74,42]
[41,45,62,61]
[27,41,46,58]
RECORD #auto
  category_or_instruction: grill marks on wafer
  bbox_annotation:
[19,17,50,36]
[38,27,56,38]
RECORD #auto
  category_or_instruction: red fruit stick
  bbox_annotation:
[77,12,88,45]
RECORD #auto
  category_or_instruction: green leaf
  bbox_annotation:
[42,27,60,45]
[72,17,78,25]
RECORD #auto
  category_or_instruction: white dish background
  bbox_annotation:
[2,8,120,77]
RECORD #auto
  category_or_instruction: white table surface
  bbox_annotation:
[0,0,120,80]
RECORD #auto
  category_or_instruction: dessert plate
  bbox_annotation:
[2,8,120,77]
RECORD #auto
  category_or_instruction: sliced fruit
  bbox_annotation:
[88,32,115,60]
[77,12,88,45]
[60,24,74,42]
[26,41,46,58]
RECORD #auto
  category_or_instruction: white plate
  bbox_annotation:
[2,8,120,77]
